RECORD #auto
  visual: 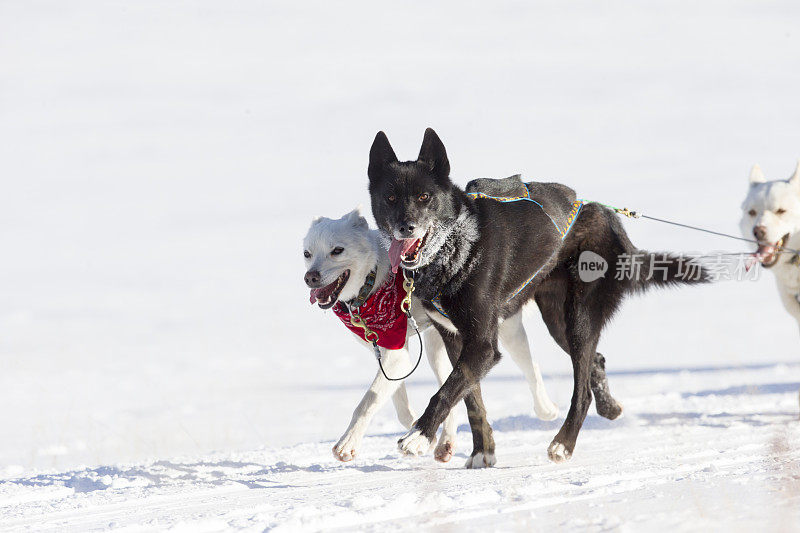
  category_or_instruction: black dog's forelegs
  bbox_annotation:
[435,326,496,466]
[590,352,623,420]
[463,388,496,468]
[409,336,500,452]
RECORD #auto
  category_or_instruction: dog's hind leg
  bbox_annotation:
[333,346,414,462]
[422,327,458,463]
[498,311,559,421]
[391,385,416,430]
[431,324,496,468]
[590,352,623,420]
[548,275,621,463]
[535,289,623,421]
[545,281,600,463]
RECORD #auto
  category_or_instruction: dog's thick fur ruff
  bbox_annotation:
[368,129,711,462]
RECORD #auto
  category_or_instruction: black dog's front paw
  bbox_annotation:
[397,426,434,456]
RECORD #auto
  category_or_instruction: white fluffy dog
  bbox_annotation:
[303,209,559,468]
[740,161,800,328]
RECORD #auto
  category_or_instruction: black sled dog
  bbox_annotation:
[367,128,709,463]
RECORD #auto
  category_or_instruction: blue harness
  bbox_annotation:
[428,184,584,318]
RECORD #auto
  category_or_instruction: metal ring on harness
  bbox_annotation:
[400,270,415,315]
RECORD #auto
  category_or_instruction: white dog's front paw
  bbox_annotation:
[547,441,572,463]
[534,399,560,421]
[464,451,496,469]
[333,434,361,462]
[397,428,434,456]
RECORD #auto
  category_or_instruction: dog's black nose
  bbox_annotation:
[398,222,416,238]
[753,226,767,241]
[304,270,321,287]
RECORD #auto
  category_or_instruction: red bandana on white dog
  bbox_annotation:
[332,272,408,350]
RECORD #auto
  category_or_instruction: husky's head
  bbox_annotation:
[367,128,460,272]
[303,209,377,309]
[740,161,800,268]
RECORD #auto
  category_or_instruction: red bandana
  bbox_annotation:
[332,272,408,350]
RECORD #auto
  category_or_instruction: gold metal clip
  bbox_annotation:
[616,207,641,219]
[349,309,379,344]
[400,270,415,315]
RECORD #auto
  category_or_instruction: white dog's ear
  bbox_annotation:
[788,160,800,188]
[749,164,765,185]
[345,208,369,229]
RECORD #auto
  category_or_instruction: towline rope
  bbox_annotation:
[592,202,800,257]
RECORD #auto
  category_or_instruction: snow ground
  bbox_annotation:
[2,363,799,531]
[2,0,800,531]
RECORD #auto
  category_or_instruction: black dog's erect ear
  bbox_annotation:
[417,128,450,181]
[368,131,398,181]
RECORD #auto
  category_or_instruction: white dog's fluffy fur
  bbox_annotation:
[740,161,800,327]
[303,209,559,468]
[740,161,800,409]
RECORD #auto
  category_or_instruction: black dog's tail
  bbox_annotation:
[623,250,713,294]
[573,203,713,294]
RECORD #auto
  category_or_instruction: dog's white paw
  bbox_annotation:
[547,441,572,463]
[434,438,455,463]
[332,434,361,462]
[464,451,496,469]
[534,399,559,421]
[397,428,434,456]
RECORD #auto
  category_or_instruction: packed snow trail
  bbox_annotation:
[2,363,798,532]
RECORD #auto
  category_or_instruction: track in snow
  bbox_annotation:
[2,363,798,532]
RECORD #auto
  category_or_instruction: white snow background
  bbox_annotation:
[1,1,799,531]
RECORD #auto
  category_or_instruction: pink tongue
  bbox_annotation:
[309,288,320,304]
[388,239,420,273]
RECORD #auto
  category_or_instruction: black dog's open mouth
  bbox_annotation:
[750,233,790,269]
[389,231,429,271]
[309,270,350,309]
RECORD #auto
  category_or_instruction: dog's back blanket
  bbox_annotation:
[465,175,582,240]
[332,271,408,350]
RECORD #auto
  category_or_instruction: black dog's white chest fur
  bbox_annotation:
[406,206,480,302]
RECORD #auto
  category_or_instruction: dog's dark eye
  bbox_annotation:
[303,250,311,258]
[748,209,757,217]
[776,208,786,215]
[418,193,430,202]
[387,195,396,204]
[331,247,344,256]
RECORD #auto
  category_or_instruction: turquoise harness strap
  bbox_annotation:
[429,190,585,319]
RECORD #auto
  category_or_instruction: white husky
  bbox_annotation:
[303,209,559,468]
[740,161,800,328]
